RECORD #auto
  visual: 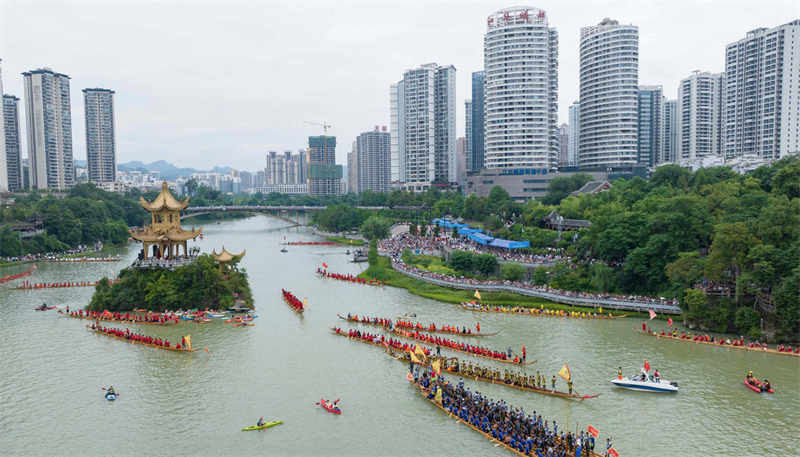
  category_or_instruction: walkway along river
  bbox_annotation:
[0,217,796,456]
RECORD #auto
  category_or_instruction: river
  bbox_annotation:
[1,216,797,456]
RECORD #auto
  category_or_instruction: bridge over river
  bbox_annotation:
[182,205,387,226]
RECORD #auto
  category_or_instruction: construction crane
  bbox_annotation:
[303,121,331,135]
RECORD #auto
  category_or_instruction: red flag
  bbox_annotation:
[649,310,656,320]
[668,317,673,327]
[644,360,651,372]
[609,447,619,457]
[587,425,599,438]
[323,262,328,269]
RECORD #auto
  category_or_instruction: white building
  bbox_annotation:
[83,88,117,183]
[4,94,24,191]
[356,129,391,193]
[678,71,725,164]
[390,63,457,192]
[558,124,569,167]
[579,18,639,168]
[23,68,75,189]
[347,141,358,194]
[660,99,678,164]
[0,60,6,192]
[265,150,307,185]
[567,101,580,167]
[725,20,800,161]
[251,183,308,196]
[484,6,558,170]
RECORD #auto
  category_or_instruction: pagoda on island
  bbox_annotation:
[130,181,203,259]
[212,246,246,272]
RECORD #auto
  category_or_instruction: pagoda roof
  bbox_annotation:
[130,225,203,242]
[140,181,190,212]
[211,246,246,263]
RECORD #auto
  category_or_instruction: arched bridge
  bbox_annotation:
[182,205,387,227]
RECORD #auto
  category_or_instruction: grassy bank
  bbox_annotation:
[325,236,366,246]
[359,257,643,316]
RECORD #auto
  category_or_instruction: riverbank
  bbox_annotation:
[0,246,110,267]
[358,257,642,316]
[325,235,366,245]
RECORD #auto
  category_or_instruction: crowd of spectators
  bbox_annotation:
[380,232,679,308]
[2,243,102,265]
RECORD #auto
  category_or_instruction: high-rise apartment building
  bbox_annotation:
[390,63,456,192]
[465,100,472,172]
[568,101,580,167]
[347,141,358,194]
[0,60,6,192]
[660,99,678,164]
[456,136,466,186]
[308,136,342,196]
[558,124,569,167]
[356,129,391,193]
[637,86,662,167]
[484,7,558,170]
[678,71,725,163]
[725,20,800,161]
[470,71,485,172]
[579,18,639,168]
[266,150,307,185]
[83,88,117,183]
[3,95,23,191]
[23,67,74,189]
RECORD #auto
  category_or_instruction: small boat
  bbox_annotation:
[397,314,417,320]
[320,399,341,414]
[234,322,254,327]
[280,248,288,253]
[105,393,116,401]
[345,250,351,255]
[133,308,148,312]
[744,378,773,393]
[242,420,283,431]
[35,306,58,311]
[611,370,678,393]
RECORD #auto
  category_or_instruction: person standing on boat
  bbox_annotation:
[618,367,623,380]
[551,375,556,390]
[654,369,660,383]
[567,378,573,395]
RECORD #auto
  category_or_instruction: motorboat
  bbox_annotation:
[611,369,678,393]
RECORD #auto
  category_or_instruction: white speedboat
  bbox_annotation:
[611,370,678,393]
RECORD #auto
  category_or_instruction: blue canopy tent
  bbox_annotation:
[458,228,483,235]
[431,219,469,229]
[468,232,495,245]
[488,239,530,249]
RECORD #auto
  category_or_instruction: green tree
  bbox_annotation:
[589,262,615,293]
[359,216,391,241]
[772,161,800,200]
[449,250,474,272]
[772,267,800,337]
[420,224,427,237]
[500,263,527,281]
[474,253,499,277]
[185,178,199,196]
[487,186,511,214]
[408,223,418,236]
[665,252,705,295]
[368,243,379,267]
[452,226,459,238]
[650,164,690,189]
[0,226,24,257]
[681,288,709,321]
[532,268,549,286]
[433,222,441,237]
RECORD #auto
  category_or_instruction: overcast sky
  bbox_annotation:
[1,1,797,171]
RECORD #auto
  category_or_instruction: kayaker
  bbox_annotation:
[332,401,339,412]
[107,386,115,395]
[257,417,263,427]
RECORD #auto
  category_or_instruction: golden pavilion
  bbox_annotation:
[212,246,246,271]
[130,181,202,259]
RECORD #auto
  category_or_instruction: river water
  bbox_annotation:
[1,217,797,456]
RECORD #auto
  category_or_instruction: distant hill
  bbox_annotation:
[117,160,233,179]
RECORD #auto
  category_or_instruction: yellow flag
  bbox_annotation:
[434,387,442,404]
[474,290,482,301]
[599,307,603,314]
[410,351,421,364]
[432,359,441,376]
[303,298,309,310]
[414,344,425,356]
[557,363,571,381]
[185,335,192,350]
